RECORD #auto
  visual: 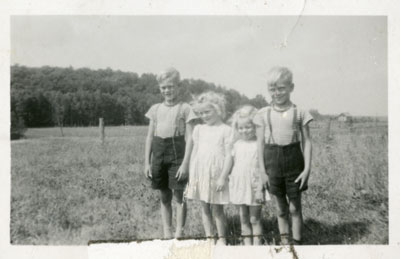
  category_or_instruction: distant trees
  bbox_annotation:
[11,110,26,140]
[11,65,268,127]
[249,94,269,109]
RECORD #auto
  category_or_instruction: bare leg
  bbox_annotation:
[212,204,227,245]
[289,194,303,243]
[173,190,186,238]
[239,205,252,245]
[201,202,213,240]
[249,205,263,245]
[160,189,173,239]
[273,195,290,245]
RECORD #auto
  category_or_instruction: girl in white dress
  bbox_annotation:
[216,105,264,245]
[185,91,232,245]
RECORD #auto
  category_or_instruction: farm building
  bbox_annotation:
[337,112,352,122]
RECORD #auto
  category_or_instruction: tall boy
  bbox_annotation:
[254,67,313,245]
[144,67,196,238]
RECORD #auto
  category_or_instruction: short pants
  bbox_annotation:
[151,135,187,190]
[264,141,307,199]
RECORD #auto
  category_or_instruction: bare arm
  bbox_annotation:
[220,148,234,181]
[302,124,312,173]
[295,123,312,188]
[216,141,234,191]
[182,122,194,167]
[144,120,154,179]
[256,125,268,187]
[176,122,195,181]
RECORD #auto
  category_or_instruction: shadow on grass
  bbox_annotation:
[303,218,369,245]
[225,215,369,245]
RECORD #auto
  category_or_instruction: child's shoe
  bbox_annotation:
[292,239,302,245]
[280,234,290,246]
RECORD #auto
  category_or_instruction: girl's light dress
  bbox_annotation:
[229,139,262,206]
[185,123,232,204]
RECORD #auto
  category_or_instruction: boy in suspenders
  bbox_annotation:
[144,68,197,239]
[254,67,313,245]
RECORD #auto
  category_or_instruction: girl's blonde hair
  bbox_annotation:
[194,91,227,120]
[267,66,293,86]
[231,105,258,140]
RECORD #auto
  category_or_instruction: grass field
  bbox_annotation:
[10,121,388,245]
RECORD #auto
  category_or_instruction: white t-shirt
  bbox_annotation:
[253,105,313,145]
[145,102,197,138]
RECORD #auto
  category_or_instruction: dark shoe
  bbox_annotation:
[292,239,302,245]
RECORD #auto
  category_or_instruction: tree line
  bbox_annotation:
[11,65,269,129]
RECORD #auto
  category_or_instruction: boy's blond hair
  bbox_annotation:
[267,66,293,86]
[194,91,227,120]
[157,67,180,86]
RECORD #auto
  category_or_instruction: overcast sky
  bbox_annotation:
[11,16,387,116]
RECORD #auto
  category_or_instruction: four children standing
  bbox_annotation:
[144,66,313,245]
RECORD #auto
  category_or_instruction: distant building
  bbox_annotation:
[337,112,351,122]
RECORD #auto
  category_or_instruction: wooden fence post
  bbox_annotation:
[99,118,105,143]
[58,118,64,137]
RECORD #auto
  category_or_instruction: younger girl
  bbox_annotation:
[185,91,232,245]
[216,105,264,245]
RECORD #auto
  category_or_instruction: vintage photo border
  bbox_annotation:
[1,0,399,258]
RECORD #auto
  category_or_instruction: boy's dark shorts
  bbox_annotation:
[264,142,307,199]
[151,136,187,190]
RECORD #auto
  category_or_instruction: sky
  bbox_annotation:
[11,16,387,116]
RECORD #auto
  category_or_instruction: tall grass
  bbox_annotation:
[10,122,388,245]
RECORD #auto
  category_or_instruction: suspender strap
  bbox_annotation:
[153,103,161,137]
[154,102,185,138]
[266,107,275,144]
[174,102,184,137]
[267,104,299,144]
[291,105,299,143]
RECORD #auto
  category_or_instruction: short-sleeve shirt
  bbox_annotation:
[145,102,197,138]
[253,105,313,145]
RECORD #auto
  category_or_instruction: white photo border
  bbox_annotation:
[1,0,398,258]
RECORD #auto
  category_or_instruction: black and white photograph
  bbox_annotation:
[9,15,388,248]
[2,0,400,257]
